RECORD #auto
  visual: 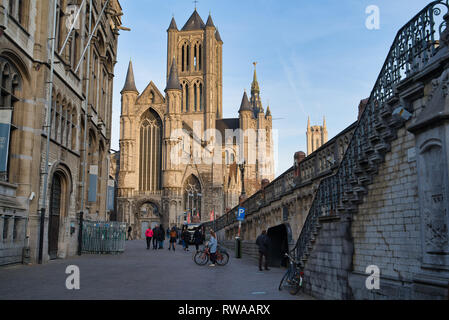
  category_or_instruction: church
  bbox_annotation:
[117,9,274,239]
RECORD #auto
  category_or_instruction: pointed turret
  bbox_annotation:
[266,105,272,117]
[307,116,311,130]
[215,29,223,43]
[182,9,206,31]
[239,91,252,113]
[168,16,178,31]
[206,14,215,28]
[323,116,327,129]
[165,58,181,91]
[121,60,138,94]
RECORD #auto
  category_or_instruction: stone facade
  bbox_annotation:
[117,10,274,239]
[0,0,123,265]
[307,117,328,155]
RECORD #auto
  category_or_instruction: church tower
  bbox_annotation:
[307,116,328,155]
[166,10,223,133]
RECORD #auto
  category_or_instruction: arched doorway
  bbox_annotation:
[267,224,290,268]
[48,172,63,259]
[139,202,160,239]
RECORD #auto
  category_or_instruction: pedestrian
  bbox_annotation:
[166,227,170,240]
[256,230,270,271]
[127,226,133,240]
[207,229,218,267]
[158,224,165,249]
[193,227,202,252]
[145,226,153,250]
[169,227,177,251]
[152,225,158,249]
[181,228,190,251]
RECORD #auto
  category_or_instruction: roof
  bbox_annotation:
[206,14,215,28]
[165,58,181,91]
[121,60,138,94]
[182,9,206,31]
[216,119,240,143]
[215,29,223,42]
[168,17,178,31]
[238,91,252,113]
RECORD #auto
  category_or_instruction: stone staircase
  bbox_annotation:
[292,0,449,269]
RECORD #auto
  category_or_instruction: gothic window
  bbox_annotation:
[139,109,162,191]
[0,57,22,182]
[184,175,202,222]
[8,0,28,28]
[199,83,203,111]
[194,83,197,111]
[182,82,190,112]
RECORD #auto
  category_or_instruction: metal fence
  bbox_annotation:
[81,221,127,254]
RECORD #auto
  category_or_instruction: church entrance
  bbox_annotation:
[267,224,289,268]
[139,202,161,239]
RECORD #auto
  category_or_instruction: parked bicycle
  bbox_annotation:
[194,246,229,266]
[278,252,304,295]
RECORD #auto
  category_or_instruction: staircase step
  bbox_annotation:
[369,134,381,145]
[368,152,383,164]
[353,185,367,195]
[374,142,390,154]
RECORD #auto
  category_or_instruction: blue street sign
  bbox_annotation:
[237,207,245,221]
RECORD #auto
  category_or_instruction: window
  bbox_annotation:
[0,57,22,182]
[8,0,28,28]
[139,109,162,191]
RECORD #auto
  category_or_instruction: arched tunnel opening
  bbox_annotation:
[267,224,289,268]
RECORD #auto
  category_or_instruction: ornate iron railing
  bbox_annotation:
[292,0,449,262]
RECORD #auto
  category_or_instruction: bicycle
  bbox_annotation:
[278,252,304,295]
[194,246,229,266]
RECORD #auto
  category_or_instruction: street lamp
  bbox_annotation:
[239,159,246,196]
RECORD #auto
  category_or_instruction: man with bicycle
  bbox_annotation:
[256,230,270,271]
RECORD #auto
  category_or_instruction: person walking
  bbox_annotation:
[208,229,218,267]
[193,227,202,252]
[256,230,271,271]
[158,224,165,249]
[145,226,153,250]
[169,227,177,251]
[127,226,133,240]
[166,227,170,240]
[181,228,190,251]
[152,225,159,250]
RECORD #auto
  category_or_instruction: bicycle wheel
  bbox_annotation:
[194,251,209,265]
[278,270,290,291]
[216,252,229,266]
[289,273,302,295]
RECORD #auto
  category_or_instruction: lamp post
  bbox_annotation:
[235,159,246,258]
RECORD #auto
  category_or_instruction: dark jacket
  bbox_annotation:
[193,230,202,245]
[256,234,270,254]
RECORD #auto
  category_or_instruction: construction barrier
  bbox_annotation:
[81,221,126,254]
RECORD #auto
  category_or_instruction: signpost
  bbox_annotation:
[235,207,245,259]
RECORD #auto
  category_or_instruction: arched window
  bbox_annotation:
[0,57,22,182]
[184,175,202,222]
[139,109,162,191]
[193,83,197,111]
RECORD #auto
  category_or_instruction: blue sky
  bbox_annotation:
[111,0,431,176]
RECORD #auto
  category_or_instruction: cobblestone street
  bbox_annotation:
[0,241,313,300]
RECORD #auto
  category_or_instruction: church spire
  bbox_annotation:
[251,62,260,94]
[121,60,138,94]
[165,58,181,91]
[239,90,252,113]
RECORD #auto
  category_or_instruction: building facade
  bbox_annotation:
[0,0,123,265]
[306,117,328,155]
[117,10,275,239]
